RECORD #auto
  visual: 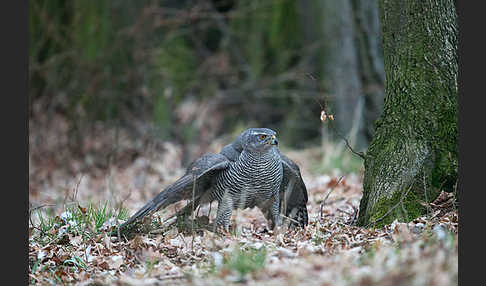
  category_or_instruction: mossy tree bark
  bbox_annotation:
[357,0,458,227]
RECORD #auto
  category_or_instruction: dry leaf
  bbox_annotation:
[78,204,87,214]
[108,255,124,270]
[320,110,327,123]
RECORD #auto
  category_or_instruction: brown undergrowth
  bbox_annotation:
[29,113,458,285]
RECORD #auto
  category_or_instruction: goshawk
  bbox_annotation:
[118,128,308,232]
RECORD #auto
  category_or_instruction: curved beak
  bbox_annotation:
[270,135,278,146]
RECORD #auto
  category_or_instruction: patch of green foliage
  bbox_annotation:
[225,246,267,280]
[203,245,267,281]
[311,227,331,246]
[29,201,130,284]
[63,255,88,270]
[66,202,129,236]
[35,210,57,234]
[30,201,129,246]
[144,259,160,276]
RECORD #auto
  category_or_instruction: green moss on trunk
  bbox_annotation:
[357,0,458,227]
[369,187,426,228]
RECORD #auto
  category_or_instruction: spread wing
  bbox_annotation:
[278,152,309,227]
[118,153,230,231]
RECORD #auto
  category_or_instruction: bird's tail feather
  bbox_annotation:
[286,205,308,228]
[118,175,193,231]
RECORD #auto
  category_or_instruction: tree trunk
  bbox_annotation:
[351,0,385,143]
[311,0,384,150]
[320,0,368,150]
[357,0,458,227]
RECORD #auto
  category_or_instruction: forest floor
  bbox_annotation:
[28,112,458,286]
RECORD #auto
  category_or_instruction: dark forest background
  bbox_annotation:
[29,0,385,165]
[28,2,460,284]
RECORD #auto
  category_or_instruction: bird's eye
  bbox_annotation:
[259,134,267,140]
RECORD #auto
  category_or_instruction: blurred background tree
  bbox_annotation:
[29,0,384,166]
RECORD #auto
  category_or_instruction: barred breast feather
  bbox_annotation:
[212,148,283,209]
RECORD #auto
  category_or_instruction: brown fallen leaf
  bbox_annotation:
[78,204,87,214]
[432,191,453,205]
[98,261,110,270]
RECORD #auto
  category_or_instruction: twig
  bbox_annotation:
[423,173,433,217]
[208,201,213,219]
[322,198,346,206]
[29,211,45,235]
[149,216,178,234]
[178,232,189,249]
[196,205,201,217]
[400,199,409,224]
[29,204,57,235]
[453,178,458,208]
[72,174,84,202]
[337,208,353,216]
[191,174,196,252]
[117,222,121,243]
[115,188,132,242]
[305,73,366,160]
[320,176,345,221]
[328,121,366,160]
[279,213,300,226]
[29,204,56,213]
[347,205,359,225]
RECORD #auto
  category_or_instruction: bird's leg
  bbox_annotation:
[261,193,281,230]
[269,192,281,229]
[215,192,233,232]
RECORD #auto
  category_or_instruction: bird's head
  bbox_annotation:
[239,128,278,152]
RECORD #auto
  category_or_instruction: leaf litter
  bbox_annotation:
[29,114,458,285]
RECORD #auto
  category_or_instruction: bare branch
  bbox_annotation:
[320,176,345,221]
[305,73,366,160]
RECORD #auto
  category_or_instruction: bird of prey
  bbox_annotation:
[118,128,308,232]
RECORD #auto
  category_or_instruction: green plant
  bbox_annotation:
[145,259,159,275]
[30,201,130,245]
[63,256,88,270]
[224,246,267,280]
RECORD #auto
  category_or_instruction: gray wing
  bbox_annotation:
[220,132,244,162]
[118,153,230,230]
[279,152,309,227]
[220,143,240,162]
